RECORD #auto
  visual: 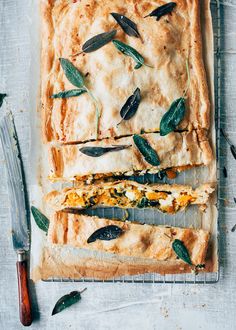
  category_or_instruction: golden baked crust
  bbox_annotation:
[48,212,210,265]
[45,180,214,213]
[41,0,210,143]
[49,130,213,181]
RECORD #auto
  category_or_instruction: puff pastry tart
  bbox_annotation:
[46,180,214,214]
[41,0,210,143]
[48,212,210,266]
[49,130,213,181]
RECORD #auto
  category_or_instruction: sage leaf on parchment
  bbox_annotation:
[31,206,49,233]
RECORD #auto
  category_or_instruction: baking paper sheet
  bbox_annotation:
[30,0,218,281]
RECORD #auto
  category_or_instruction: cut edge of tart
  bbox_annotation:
[45,180,215,214]
[48,129,213,182]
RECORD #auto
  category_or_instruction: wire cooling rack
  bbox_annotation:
[44,0,221,284]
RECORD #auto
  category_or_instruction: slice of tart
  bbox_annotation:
[41,0,210,143]
[49,130,213,182]
[45,180,214,214]
[48,212,210,266]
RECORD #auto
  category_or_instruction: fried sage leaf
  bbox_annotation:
[80,30,117,54]
[172,239,192,265]
[160,97,185,136]
[111,13,141,38]
[144,2,176,21]
[87,225,123,243]
[133,134,160,166]
[51,88,86,99]
[119,87,141,123]
[0,93,7,107]
[31,206,49,233]
[112,40,151,69]
[59,58,85,88]
[80,145,130,157]
[52,289,87,316]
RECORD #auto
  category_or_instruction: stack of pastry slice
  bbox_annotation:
[40,0,215,277]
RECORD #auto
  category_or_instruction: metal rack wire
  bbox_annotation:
[44,0,221,284]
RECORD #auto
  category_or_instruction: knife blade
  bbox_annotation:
[0,113,32,326]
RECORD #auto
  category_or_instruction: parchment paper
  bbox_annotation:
[30,0,218,282]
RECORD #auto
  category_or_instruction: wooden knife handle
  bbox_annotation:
[16,254,32,326]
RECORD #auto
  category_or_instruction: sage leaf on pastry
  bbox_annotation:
[172,239,192,265]
[118,87,141,124]
[144,2,176,21]
[72,30,117,56]
[111,13,141,39]
[52,289,87,316]
[87,225,123,243]
[59,58,85,88]
[112,40,152,69]
[31,206,49,233]
[0,93,7,108]
[51,88,87,99]
[133,134,160,166]
[59,58,100,138]
[79,145,131,157]
[160,97,186,136]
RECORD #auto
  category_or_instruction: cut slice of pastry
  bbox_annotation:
[41,0,210,143]
[48,212,210,266]
[49,130,213,181]
[46,180,214,214]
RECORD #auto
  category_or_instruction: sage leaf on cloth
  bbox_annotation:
[144,2,176,21]
[51,88,86,99]
[220,128,236,160]
[172,239,192,265]
[111,13,141,38]
[160,97,185,136]
[87,225,123,243]
[119,87,141,123]
[112,40,151,69]
[52,289,87,316]
[0,93,7,107]
[80,145,131,157]
[133,134,160,166]
[31,206,49,233]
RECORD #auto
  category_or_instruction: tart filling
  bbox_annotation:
[45,180,214,214]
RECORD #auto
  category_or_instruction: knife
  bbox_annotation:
[0,113,32,326]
